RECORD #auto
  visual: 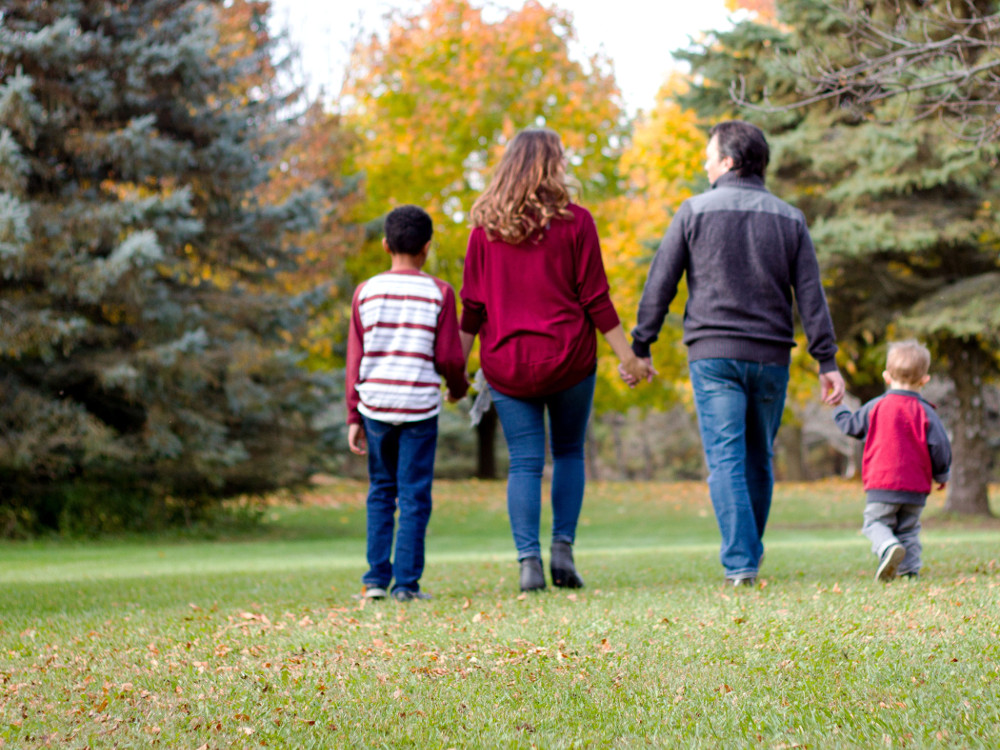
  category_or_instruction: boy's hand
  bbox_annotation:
[937,481,947,491]
[348,424,367,456]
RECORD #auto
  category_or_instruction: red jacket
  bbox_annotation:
[834,390,952,502]
[460,204,620,398]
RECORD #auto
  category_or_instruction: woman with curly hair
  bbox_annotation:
[460,128,650,593]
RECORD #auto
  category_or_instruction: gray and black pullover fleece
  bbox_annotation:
[631,172,838,372]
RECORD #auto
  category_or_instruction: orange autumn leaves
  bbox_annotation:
[726,0,777,21]
[340,0,706,407]
[595,78,706,411]
[341,0,625,298]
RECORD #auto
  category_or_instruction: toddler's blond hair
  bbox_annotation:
[886,340,931,388]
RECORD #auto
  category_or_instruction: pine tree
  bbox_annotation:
[0,1,339,531]
[678,0,1000,514]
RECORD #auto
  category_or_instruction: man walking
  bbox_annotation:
[626,120,845,587]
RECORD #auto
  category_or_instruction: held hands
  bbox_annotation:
[348,423,367,456]
[819,370,846,406]
[619,356,656,388]
[445,374,471,403]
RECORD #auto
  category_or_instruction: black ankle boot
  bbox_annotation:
[550,541,584,588]
[519,557,546,592]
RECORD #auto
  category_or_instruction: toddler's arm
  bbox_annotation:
[832,400,872,440]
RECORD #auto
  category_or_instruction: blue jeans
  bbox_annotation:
[689,358,789,579]
[489,373,596,561]
[361,415,438,593]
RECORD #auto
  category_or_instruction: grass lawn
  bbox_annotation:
[1,478,999,748]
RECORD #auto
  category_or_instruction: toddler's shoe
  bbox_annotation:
[875,543,905,581]
[725,575,756,588]
[352,585,387,601]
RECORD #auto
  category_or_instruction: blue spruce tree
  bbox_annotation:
[0,0,342,531]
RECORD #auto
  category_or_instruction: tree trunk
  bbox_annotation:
[943,341,994,515]
[585,419,600,480]
[475,405,499,479]
[611,412,626,480]
[778,422,806,481]
[641,423,655,480]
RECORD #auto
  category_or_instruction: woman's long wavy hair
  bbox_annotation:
[470,129,574,245]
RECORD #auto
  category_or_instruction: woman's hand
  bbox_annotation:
[602,325,655,387]
[619,356,655,387]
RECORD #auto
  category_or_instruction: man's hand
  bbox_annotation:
[819,370,846,406]
[348,423,367,456]
[619,356,656,388]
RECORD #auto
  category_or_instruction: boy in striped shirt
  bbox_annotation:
[346,205,469,602]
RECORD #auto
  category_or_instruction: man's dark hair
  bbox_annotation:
[384,204,433,255]
[709,120,769,179]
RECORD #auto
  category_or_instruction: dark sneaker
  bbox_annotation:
[875,543,905,581]
[725,576,756,588]
[519,557,546,592]
[550,541,584,588]
[391,588,432,602]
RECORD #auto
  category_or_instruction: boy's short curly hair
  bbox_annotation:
[886,340,931,387]
[385,205,433,255]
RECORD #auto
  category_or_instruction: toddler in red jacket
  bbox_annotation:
[833,340,952,581]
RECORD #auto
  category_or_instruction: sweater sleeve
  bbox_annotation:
[459,228,485,334]
[923,403,953,483]
[792,221,839,372]
[575,209,620,334]
[344,283,365,426]
[631,203,690,358]
[833,397,877,440]
[434,281,470,399]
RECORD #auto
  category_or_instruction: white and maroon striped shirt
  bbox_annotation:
[346,269,468,425]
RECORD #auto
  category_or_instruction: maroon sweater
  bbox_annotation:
[460,203,620,398]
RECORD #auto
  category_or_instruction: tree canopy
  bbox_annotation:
[680,0,1000,514]
[0,0,345,531]
[732,0,1000,144]
[340,0,626,292]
